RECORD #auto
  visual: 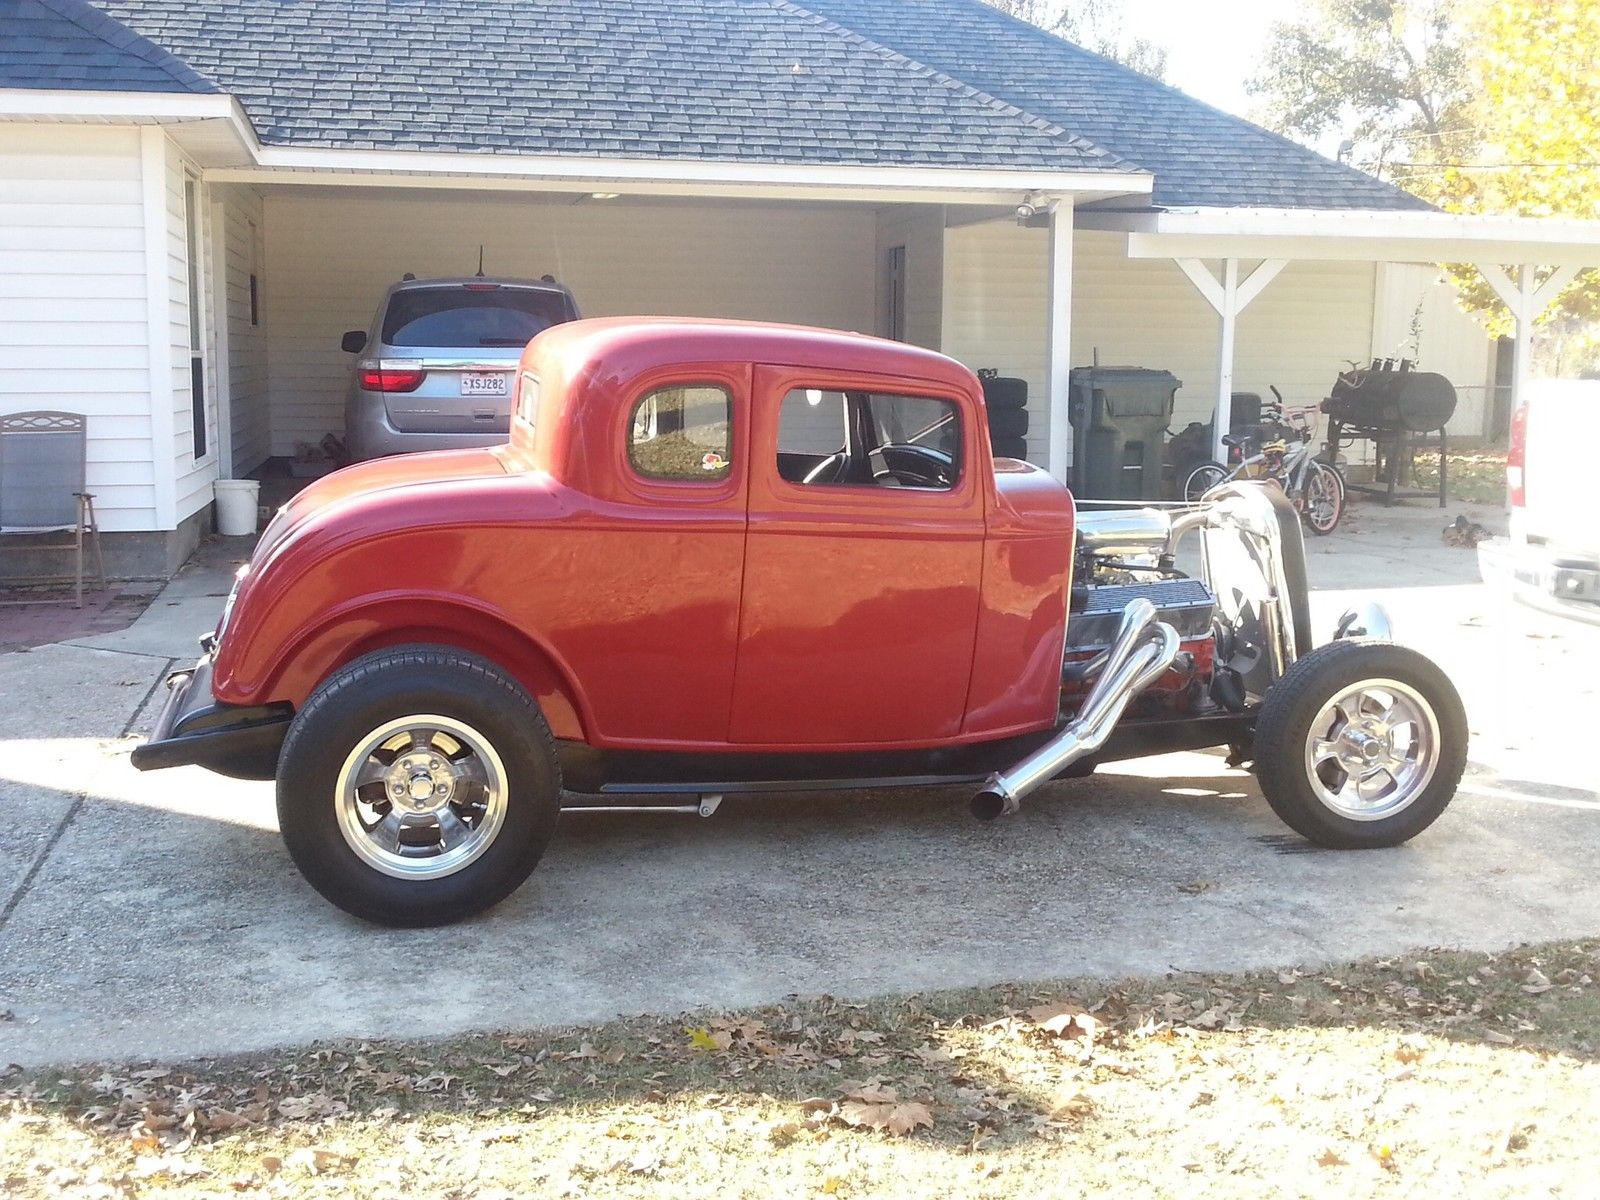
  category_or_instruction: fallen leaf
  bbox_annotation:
[286,1148,357,1176]
[685,1027,722,1052]
[1026,1002,1100,1043]
[840,1081,897,1104]
[1048,1093,1094,1122]
[836,1100,934,1136]
[1394,1036,1427,1065]
[1317,1150,1347,1167]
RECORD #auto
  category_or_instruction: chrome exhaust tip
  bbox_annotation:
[970,778,1018,821]
[970,598,1180,822]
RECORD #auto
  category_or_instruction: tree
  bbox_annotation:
[1247,0,1471,174]
[1249,0,1599,342]
[983,0,1169,81]
[1430,0,1599,338]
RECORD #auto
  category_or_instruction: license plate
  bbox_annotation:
[460,372,509,397]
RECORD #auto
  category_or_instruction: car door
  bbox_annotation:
[557,366,750,746]
[729,365,986,746]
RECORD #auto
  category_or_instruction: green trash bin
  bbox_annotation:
[1067,367,1181,501]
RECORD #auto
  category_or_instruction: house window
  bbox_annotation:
[627,385,732,481]
[777,388,960,490]
[183,174,207,461]
[884,244,907,342]
[247,217,261,327]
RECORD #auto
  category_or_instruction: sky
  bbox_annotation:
[1112,0,1292,122]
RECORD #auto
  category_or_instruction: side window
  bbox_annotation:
[776,388,961,490]
[628,384,732,482]
[517,371,539,425]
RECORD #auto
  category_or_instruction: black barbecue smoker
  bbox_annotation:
[1322,359,1458,506]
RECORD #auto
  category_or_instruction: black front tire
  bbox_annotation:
[1253,640,1467,849]
[276,646,562,926]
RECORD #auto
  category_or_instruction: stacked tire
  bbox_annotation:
[982,376,1029,461]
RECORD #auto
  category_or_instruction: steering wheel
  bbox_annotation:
[873,443,955,488]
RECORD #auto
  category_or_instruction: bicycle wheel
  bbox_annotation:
[1302,461,1344,534]
[1184,461,1229,502]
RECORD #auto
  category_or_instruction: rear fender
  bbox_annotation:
[253,598,590,741]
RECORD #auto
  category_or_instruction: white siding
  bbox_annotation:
[1372,262,1496,437]
[873,205,944,349]
[263,192,877,454]
[215,184,269,473]
[942,223,1379,466]
[0,125,155,531]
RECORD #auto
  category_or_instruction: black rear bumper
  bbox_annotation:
[130,656,291,781]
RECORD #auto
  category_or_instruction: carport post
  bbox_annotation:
[1175,257,1287,463]
[1479,263,1579,416]
[1045,198,1075,482]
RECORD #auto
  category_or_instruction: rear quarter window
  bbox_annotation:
[381,287,571,348]
[628,385,733,482]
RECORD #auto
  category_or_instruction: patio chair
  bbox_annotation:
[0,411,106,608]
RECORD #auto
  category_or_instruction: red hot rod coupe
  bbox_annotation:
[134,319,1468,926]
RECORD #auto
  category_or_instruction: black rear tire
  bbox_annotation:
[276,646,561,926]
[1253,640,1466,849]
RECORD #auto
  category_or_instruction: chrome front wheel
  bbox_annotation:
[1303,680,1439,820]
[1253,640,1467,848]
[336,715,509,880]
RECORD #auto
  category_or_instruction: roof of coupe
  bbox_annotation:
[532,317,975,385]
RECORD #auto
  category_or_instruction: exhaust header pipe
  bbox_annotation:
[972,598,1180,821]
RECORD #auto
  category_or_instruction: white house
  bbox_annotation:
[3,0,1597,576]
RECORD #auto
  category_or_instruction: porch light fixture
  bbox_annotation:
[1016,191,1050,222]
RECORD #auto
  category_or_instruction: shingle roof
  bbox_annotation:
[81,0,1132,172]
[799,0,1432,210]
[0,0,216,93]
[3,0,1430,210]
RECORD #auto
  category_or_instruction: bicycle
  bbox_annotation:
[1182,388,1346,534]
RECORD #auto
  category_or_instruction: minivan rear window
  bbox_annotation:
[380,287,571,349]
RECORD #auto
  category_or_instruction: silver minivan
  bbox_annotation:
[340,276,580,460]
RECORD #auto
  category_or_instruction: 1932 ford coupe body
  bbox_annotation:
[134,319,1467,925]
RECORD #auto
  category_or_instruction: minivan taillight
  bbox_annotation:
[360,367,426,393]
[1506,402,1528,508]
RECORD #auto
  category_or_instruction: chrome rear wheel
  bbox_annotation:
[277,646,561,926]
[336,714,509,880]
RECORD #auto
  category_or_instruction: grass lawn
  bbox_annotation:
[1406,448,1509,506]
[6,940,1599,1198]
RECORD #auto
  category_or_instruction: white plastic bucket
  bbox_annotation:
[214,479,261,537]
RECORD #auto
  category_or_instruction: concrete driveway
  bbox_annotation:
[2,501,1596,1067]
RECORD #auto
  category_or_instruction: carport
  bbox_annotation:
[1079,208,1600,462]
[195,166,1148,480]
